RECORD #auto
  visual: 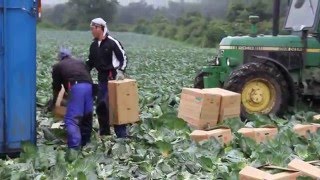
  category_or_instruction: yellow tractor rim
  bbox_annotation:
[241,78,276,114]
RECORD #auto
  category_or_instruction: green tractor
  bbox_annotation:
[195,0,320,118]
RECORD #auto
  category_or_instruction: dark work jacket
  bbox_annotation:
[86,34,128,82]
[52,57,93,100]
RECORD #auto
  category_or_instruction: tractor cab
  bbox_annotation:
[196,0,320,119]
[285,0,320,33]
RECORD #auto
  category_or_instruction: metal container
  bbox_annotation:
[0,0,38,153]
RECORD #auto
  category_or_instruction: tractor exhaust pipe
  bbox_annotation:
[273,0,280,36]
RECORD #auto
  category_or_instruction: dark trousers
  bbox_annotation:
[96,82,127,137]
[65,83,93,149]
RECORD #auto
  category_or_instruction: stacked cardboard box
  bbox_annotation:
[178,88,241,129]
[178,88,221,129]
[205,88,241,122]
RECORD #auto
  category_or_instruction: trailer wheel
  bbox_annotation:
[224,62,289,119]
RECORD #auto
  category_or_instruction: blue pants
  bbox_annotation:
[96,82,127,138]
[65,83,93,149]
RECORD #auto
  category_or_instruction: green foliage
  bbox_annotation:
[115,0,230,25]
[37,21,59,30]
[42,0,118,30]
[130,0,290,47]
[5,30,318,179]
[134,12,227,47]
[130,0,292,47]
[41,0,292,47]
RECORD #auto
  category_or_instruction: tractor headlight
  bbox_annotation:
[225,57,239,67]
[226,58,230,66]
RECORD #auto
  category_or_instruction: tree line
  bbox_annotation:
[40,0,290,47]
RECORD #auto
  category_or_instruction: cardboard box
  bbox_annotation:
[54,106,66,119]
[53,86,66,119]
[254,128,278,143]
[190,130,208,142]
[293,124,316,137]
[178,88,221,129]
[239,165,301,180]
[206,128,233,145]
[312,123,320,132]
[205,88,241,122]
[288,159,320,178]
[239,166,270,180]
[238,128,278,143]
[55,86,66,107]
[238,128,256,139]
[108,79,140,125]
[270,171,301,180]
[190,128,233,145]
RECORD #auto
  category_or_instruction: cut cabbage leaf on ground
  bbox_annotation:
[1,29,320,179]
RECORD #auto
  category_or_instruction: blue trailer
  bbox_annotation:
[0,0,40,154]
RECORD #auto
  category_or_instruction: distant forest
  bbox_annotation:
[40,0,290,47]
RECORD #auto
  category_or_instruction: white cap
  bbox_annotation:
[90,17,108,36]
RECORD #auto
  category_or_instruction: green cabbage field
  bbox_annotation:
[0,30,320,179]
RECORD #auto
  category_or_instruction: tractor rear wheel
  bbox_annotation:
[224,62,289,119]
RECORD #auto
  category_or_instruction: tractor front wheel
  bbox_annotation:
[194,72,205,89]
[224,62,289,119]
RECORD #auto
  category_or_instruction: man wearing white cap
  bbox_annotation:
[86,17,128,138]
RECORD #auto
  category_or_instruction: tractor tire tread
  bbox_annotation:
[223,61,289,119]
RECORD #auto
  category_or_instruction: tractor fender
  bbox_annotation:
[252,55,296,107]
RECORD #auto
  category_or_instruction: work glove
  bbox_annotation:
[116,69,125,80]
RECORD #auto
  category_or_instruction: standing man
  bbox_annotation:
[52,48,93,149]
[86,17,128,138]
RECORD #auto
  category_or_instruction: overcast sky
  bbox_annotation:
[42,0,199,7]
[42,0,144,5]
[41,0,170,6]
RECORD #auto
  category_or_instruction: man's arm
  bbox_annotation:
[109,36,128,71]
